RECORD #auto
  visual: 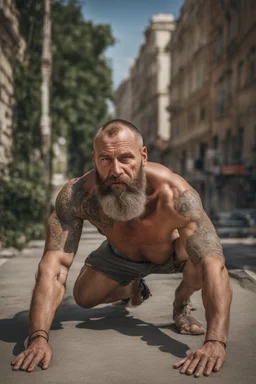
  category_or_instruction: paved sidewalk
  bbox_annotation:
[0,224,256,384]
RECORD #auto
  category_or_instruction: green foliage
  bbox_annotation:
[51,1,115,175]
[1,0,115,249]
[0,162,47,249]
[0,1,46,249]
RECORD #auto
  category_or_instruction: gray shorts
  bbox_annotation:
[84,240,185,286]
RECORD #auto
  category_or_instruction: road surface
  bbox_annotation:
[0,222,256,384]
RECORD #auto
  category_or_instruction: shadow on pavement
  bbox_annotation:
[0,298,189,359]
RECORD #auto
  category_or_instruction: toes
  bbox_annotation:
[180,325,190,334]
[189,324,205,335]
[179,324,205,335]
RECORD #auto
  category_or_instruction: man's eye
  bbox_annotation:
[121,156,131,162]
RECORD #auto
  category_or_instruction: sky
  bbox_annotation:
[82,0,184,89]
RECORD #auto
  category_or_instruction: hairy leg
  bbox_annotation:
[173,256,205,335]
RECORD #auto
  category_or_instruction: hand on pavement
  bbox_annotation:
[11,337,52,373]
[173,340,226,378]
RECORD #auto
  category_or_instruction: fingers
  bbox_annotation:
[184,356,201,375]
[11,349,52,372]
[179,355,194,374]
[41,352,52,370]
[194,356,210,377]
[214,357,224,372]
[173,355,189,368]
[174,350,225,377]
[11,351,29,371]
[26,352,45,372]
[203,357,217,376]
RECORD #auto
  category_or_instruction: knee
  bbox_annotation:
[73,284,98,309]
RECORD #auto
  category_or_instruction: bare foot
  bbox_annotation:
[173,299,205,335]
[128,279,152,306]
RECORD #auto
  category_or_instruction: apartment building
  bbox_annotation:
[115,14,175,162]
[169,0,256,212]
[209,0,256,210]
[115,77,132,122]
[167,0,212,207]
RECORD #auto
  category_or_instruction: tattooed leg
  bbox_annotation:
[173,259,205,335]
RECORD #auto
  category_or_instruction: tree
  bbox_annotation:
[51,1,115,175]
[0,0,115,248]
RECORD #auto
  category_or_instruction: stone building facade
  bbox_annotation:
[115,77,132,122]
[167,0,212,208]
[209,0,256,211]
[115,14,175,162]
[0,0,25,174]
[168,0,256,212]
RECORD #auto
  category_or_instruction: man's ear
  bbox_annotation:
[141,146,147,166]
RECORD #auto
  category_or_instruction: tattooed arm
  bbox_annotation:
[175,189,232,347]
[11,179,83,372]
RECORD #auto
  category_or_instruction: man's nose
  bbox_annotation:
[110,159,123,177]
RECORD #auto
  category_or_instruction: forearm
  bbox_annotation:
[202,259,232,343]
[29,276,65,336]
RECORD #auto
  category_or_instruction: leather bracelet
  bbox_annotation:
[204,339,226,349]
[28,334,49,344]
[29,329,49,342]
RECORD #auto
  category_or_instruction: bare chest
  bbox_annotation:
[91,213,176,263]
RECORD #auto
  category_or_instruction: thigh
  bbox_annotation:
[73,266,121,307]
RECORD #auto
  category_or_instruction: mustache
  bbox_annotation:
[95,166,145,197]
[102,175,129,188]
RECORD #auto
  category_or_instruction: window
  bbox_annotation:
[181,150,187,175]
[217,0,225,11]
[226,13,233,44]
[212,135,219,150]
[216,26,224,59]
[253,126,256,151]
[226,70,233,106]
[248,47,255,82]
[236,128,244,162]
[223,130,232,164]
[200,106,206,121]
[217,76,225,117]
[237,61,243,89]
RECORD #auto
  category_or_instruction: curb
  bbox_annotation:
[0,247,19,259]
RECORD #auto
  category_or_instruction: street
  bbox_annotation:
[0,222,256,384]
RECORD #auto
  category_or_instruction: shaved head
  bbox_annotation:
[93,119,143,150]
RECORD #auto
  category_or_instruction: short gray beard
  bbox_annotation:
[96,167,147,222]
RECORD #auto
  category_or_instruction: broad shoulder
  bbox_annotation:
[146,162,203,223]
[55,169,96,221]
[146,162,190,199]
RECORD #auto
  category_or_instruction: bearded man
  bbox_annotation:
[11,119,232,377]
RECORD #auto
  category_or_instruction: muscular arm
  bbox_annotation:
[29,179,84,337]
[11,180,85,372]
[175,189,232,344]
[29,210,83,338]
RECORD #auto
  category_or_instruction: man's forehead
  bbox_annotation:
[94,128,138,150]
